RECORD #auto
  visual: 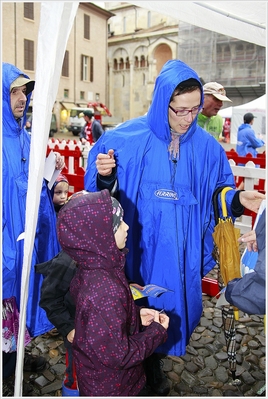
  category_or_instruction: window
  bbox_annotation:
[81,55,88,80]
[119,58,124,70]
[81,56,93,82]
[24,3,34,20]
[126,57,130,69]
[80,91,85,100]
[64,89,69,98]
[24,39,34,70]
[62,51,69,77]
[113,59,118,70]
[84,14,90,40]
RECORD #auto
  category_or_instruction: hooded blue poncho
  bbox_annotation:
[84,59,236,356]
[2,62,60,337]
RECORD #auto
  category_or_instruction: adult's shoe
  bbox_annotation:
[144,353,170,396]
[23,353,47,372]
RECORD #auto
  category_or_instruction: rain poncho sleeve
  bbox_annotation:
[225,209,266,315]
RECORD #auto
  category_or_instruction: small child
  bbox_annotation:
[57,189,169,397]
[50,174,69,215]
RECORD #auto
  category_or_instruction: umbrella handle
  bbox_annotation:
[212,186,231,224]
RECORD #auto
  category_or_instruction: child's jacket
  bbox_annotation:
[57,189,167,396]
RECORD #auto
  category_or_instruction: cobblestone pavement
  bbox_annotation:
[3,267,266,397]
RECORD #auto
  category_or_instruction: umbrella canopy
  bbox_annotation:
[212,187,241,286]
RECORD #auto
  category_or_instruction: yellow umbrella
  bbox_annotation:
[212,186,242,383]
[212,186,241,286]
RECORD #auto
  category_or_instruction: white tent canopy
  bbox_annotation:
[127,1,266,47]
[219,95,266,144]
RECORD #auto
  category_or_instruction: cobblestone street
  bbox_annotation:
[3,289,265,397]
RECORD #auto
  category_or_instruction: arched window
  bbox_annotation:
[134,56,139,68]
[119,58,124,70]
[126,57,130,69]
[113,59,118,71]
[140,55,145,67]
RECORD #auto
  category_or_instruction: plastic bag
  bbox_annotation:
[2,296,32,353]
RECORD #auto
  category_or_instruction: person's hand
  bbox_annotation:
[81,138,87,145]
[238,230,258,252]
[96,149,116,176]
[140,308,156,326]
[67,329,75,343]
[154,310,169,330]
[239,191,265,213]
[54,152,65,171]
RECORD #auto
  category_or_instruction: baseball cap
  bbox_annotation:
[10,75,35,96]
[203,82,232,102]
[83,110,94,118]
[244,112,256,123]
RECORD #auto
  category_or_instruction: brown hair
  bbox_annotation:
[170,78,201,102]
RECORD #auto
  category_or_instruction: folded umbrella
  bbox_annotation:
[212,186,241,382]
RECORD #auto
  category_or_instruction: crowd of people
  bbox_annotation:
[2,59,266,397]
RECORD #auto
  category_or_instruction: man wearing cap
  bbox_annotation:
[197,82,232,141]
[236,112,264,158]
[80,109,103,145]
[2,62,64,380]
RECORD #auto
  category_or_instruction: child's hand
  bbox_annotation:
[67,329,75,343]
[154,310,169,330]
[140,308,156,326]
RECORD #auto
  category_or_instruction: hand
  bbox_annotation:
[239,191,265,213]
[54,152,65,171]
[238,230,258,252]
[96,149,116,176]
[67,329,75,343]
[81,138,87,145]
[154,310,169,330]
[140,308,156,326]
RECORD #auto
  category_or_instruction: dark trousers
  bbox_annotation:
[3,351,17,379]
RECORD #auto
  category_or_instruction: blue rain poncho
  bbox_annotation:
[84,59,236,356]
[2,62,60,337]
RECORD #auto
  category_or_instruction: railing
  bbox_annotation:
[47,140,266,229]
[47,140,266,296]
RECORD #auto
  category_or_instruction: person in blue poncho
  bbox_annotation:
[236,112,265,158]
[2,62,64,379]
[84,59,265,395]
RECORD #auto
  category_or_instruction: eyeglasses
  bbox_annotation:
[169,105,201,117]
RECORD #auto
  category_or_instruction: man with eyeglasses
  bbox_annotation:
[84,60,264,396]
[197,81,232,141]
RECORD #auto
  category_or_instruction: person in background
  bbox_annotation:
[50,174,69,215]
[84,59,265,396]
[2,62,64,379]
[80,110,104,145]
[225,208,266,315]
[57,189,169,396]
[36,250,78,396]
[236,112,265,157]
[197,81,232,141]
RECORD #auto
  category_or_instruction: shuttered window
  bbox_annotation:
[84,14,90,39]
[62,51,69,77]
[24,39,34,70]
[24,3,34,20]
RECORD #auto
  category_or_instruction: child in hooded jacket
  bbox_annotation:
[57,189,169,397]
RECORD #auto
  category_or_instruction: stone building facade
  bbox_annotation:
[105,2,265,122]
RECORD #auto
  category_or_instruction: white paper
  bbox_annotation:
[44,151,61,189]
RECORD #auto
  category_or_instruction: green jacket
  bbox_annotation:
[197,113,223,140]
